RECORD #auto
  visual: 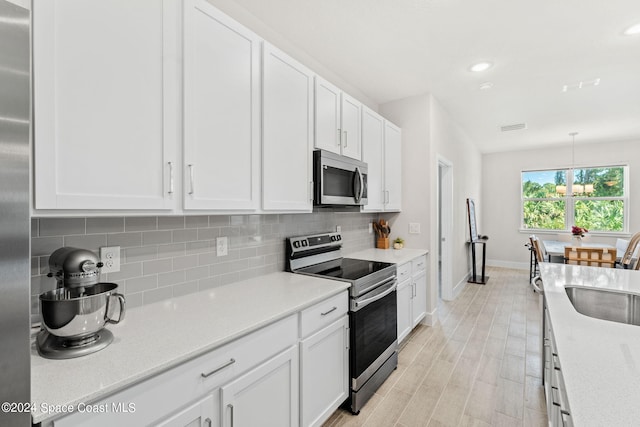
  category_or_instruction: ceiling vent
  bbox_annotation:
[500,123,527,132]
[562,78,601,92]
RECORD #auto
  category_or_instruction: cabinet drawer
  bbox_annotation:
[412,255,427,274]
[397,262,411,282]
[300,291,348,337]
[54,315,297,427]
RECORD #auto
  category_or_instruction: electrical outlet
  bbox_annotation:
[100,246,121,273]
[217,236,228,257]
[336,226,341,233]
[409,223,421,234]
[368,223,373,234]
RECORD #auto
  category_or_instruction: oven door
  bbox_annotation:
[314,150,368,206]
[349,279,397,390]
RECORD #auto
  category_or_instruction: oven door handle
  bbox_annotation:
[352,281,397,312]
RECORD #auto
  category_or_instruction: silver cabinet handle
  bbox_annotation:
[228,404,234,427]
[321,306,337,316]
[343,130,348,147]
[188,164,195,195]
[201,358,235,378]
[336,128,341,147]
[168,161,174,194]
[309,181,314,202]
[204,418,212,427]
[384,190,390,204]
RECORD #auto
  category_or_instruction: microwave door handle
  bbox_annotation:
[353,167,363,203]
[357,167,364,202]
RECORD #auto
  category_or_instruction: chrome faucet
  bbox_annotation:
[621,232,640,269]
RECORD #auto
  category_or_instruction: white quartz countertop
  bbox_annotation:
[347,248,428,265]
[31,272,349,424]
[539,263,640,427]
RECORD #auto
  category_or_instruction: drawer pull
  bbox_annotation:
[229,404,234,427]
[321,306,338,316]
[201,358,236,378]
[205,418,212,427]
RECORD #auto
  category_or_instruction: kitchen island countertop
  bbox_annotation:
[540,262,640,427]
[30,272,349,425]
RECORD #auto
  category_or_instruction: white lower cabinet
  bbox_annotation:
[221,346,299,427]
[155,393,219,427]
[396,277,413,343]
[397,255,428,343]
[300,317,349,427]
[50,292,349,427]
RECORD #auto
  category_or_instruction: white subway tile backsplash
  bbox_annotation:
[40,218,85,237]
[158,216,185,230]
[30,212,378,308]
[63,234,107,251]
[108,232,142,248]
[86,217,125,234]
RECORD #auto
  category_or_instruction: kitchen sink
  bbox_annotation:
[565,286,640,326]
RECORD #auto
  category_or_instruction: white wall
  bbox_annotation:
[430,97,482,298]
[482,139,638,269]
[380,94,482,323]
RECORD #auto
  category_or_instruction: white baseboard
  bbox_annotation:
[452,274,468,299]
[486,259,529,270]
[420,308,438,326]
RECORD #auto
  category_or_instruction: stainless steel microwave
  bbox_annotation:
[313,150,368,206]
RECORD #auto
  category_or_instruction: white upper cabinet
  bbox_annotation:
[384,121,402,211]
[314,78,341,155]
[362,108,402,212]
[262,43,314,212]
[340,92,362,160]
[314,77,362,160]
[183,0,260,211]
[361,107,385,212]
[33,0,178,210]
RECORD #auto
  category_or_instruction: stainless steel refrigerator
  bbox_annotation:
[0,0,31,426]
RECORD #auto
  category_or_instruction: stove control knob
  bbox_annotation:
[337,235,342,241]
[293,241,301,249]
[330,236,336,242]
[301,240,308,247]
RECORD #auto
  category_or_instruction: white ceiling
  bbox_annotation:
[230,0,640,153]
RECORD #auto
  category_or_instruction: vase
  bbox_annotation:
[571,235,583,246]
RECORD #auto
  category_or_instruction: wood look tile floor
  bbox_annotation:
[323,267,547,427]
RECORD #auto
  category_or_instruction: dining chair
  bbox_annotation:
[564,247,617,268]
[620,232,640,269]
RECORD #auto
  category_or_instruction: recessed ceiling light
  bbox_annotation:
[470,62,492,72]
[623,23,640,35]
[479,82,494,90]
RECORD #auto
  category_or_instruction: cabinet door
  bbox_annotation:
[340,93,362,160]
[262,43,313,211]
[300,316,349,427]
[156,393,219,427]
[412,269,428,327]
[314,77,341,154]
[221,346,299,427]
[384,121,402,211]
[183,0,260,210]
[396,279,413,343]
[33,0,178,210]
[361,107,385,212]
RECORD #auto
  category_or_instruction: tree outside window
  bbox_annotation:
[522,166,626,233]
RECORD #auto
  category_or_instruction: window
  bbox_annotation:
[522,166,627,233]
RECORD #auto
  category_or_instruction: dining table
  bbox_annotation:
[542,239,616,262]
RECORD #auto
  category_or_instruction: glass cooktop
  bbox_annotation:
[297,258,394,282]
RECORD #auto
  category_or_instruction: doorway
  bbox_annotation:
[437,156,453,300]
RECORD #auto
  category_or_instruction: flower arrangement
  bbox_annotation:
[571,225,588,237]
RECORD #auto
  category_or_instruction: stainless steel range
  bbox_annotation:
[287,232,398,414]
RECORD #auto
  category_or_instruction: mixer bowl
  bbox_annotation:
[39,282,126,339]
